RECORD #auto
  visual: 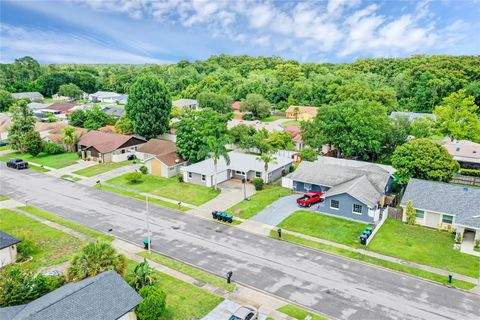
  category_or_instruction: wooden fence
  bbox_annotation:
[451,175,480,187]
[387,206,403,220]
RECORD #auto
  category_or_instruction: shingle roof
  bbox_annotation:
[172,99,198,108]
[288,159,391,208]
[139,139,185,166]
[0,231,20,250]
[101,106,125,118]
[285,106,319,116]
[47,103,79,113]
[27,102,53,110]
[2,271,142,320]
[11,92,44,100]
[389,112,436,122]
[78,131,145,153]
[400,178,480,228]
[91,91,122,99]
[442,140,480,163]
[231,101,241,111]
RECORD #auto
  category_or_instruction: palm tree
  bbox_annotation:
[293,106,300,121]
[67,241,127,282]
[61,126,78,152]
[257,152,277,183]
[198,136,230,190]
[129,258,157,291]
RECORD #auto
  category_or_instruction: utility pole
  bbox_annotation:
[146,194,151,254]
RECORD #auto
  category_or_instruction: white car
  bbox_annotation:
[228,306,258,320]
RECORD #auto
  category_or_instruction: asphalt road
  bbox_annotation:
[1,164,479,320]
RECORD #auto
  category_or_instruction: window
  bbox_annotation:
[255,171,262,178]
[352,204,362,214]
[415,210,424,219]
[121,149,125,154]
[442,214,453,224]
[188,172,192,179]
[235,170,245,175]
[330,200,339,210]
[201,175,206,182]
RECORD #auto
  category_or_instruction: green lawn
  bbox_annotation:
[0,196,9,201]
[29,164,51,172]
[138,251,235,292]
[107,174,220,206]
[270,231,475,290]
[0,145,11,151]
[126,260,223,320]
[0,152,79,169]
[368,220,479,278]
[73,160,133,177]
[96,184,190,211]
[277,210,368,247]
[226,185,292,219]
[261,115,286,122]
[17,206,114,242]
[281,120,302,126]
[0,208,84,268]
[277,305,328,320]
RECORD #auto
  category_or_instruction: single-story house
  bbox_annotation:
[47,126,88,149]
[77,131,146,163]
[282,158,394,223]
[53,92,89,102]
[227,119,283,133]
[136,139,186,178]
[11,92,44,101]
[182,151,293,186]
[0,271,142,320]
[172,99,199,111]
[443,140,480,169]
[389,111,436,122]
[284,125,304,150]
[285,106,318,121]
[89,91,124,103]
[400,178,480,241]
[0,231,20,268]
[34,121,67,139]
[231,101,243,119]
[27,102,53,111]
[101,105,125,118]
[47,102,82,114]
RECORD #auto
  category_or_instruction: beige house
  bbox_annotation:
[136,139,186,178]
[285,106,318,121]
[0,231,20,268]
[443,140,480,169]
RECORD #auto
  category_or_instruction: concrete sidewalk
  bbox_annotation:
[46,160,97,178]
[78,162,141,186]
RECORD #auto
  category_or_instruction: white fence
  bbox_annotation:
[366,211,388,246]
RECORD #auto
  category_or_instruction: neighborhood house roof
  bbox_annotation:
[401,179,480,228]
[227,119,283,132]
[285,106,318,116]
[232,101,241,111]
[172,99,198,108]
[27,102,53,110]
[284,125,302,142]
[11,92,44,100]
[101,106,125,118]
[47,103,80,113]
[78,131,145,153]
[389,112,436,122]
[442,140,480,164]
[90,91,122,99]
[0,231,20,250]
[138,139,185,166]
[182,151,293,176]
[0,271,142,320]
[288,159,392,208]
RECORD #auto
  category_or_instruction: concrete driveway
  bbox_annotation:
[202,300,267,320]
[251,194,316,226]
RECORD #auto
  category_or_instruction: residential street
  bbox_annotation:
[1,165,479,320]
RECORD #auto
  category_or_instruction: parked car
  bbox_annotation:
[296,192,323,207]
[228,306,258,320]
[0,141,9,147]
[6,158,29,169]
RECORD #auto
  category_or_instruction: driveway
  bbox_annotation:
[202,300,267,320]
[251,194,316,226]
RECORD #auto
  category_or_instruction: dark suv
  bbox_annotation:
[6,158,29,169]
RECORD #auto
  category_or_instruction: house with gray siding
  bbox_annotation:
[182,151,293,187]
[282,158,393,223]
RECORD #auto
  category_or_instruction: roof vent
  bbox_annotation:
[463,187,469,192]
[456,147,460,152]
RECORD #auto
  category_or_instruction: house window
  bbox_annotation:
[201,175,206,182]
[188,172,192,179]
[255,171,262,178]
[415,210,424,219]
[352,204,362,214]
[330,200,339,210]
[442,214,453,224]
[121,149,125,154]
[235,171,245,175]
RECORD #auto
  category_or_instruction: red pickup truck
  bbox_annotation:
[296,192,323,207]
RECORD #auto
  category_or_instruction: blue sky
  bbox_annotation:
[1,0,479,64]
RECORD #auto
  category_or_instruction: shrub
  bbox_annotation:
[16,236,38,261]
[136,285,167,320]
[129,259,157,291]
[405,200,416,225]
[43,141,64,154]
[177,175,184,183]
[460,168,480,177]
[125,172,143,184]
[475,239,480,249]
[242,113,253,120]
[139,165,148,174]
[253,178,264,191]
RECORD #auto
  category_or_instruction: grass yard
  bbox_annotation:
[0,208,84,268]
[281,120,302,126]
[368,219,479,278]
[226,185,292,219]
[96,184,190,211]
[125,260,223,320]
[277,210,368,247]
[0,196,9,201]
[270,231,475,290]
[138,251,236,292]
[261,115,286,122]
[0,144,11,151]
[277,305,328,320]
[107,174,220,206]
[29,164,51,172]
[17,206,114,242]
[0,151,79,169]
[73,160,133,177]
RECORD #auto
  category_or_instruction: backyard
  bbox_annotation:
[0,151,79,169]
[73,160,133,177]
[226,185,292,219]
[106,174,220,206]
[277,210,368,247]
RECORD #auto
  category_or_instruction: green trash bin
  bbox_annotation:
[143,239,150,249]
[226,214,233,223]
[365,226,374,232]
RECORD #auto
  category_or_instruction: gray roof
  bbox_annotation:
[400,178,480,229]
[172,99,198,108]
[11,92,44,101]
[389,112,436,122]
[101,106,125,118]
[288,160,391,208]
[90,91,122,99]
[182,151,293,176]
[27,102,53,110]
[2,271,142,320]
[0,231,20,250]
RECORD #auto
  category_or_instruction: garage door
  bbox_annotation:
[216,170,229,183]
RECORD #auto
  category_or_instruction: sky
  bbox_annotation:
[1,0,479,64]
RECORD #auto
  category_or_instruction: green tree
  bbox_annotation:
[136,285,167,320]
[391,138,460,183]
[67,241,127,282]
[61,126,78,152]
[125,172,143,184]
[129,259,157,291]
[0,89,14,112]
[83,105,115,131]
[115,115,133,134]
[58,83,83,100]
[256,152,277,183]
[126,75,172,139]
[382,115,410,158]
[8,100,36,153]
[197,91,233,114]
[228,124,257,150]
[405,200,416,225]
[240,94,271,120]
[170,106,185,118]
[299,147,318,162]
[69,109,87,127]
[433,89,480,142]
[197,136,230,190]
[266,131,294,151]
[23,131,43,156]
[409,116,435,138]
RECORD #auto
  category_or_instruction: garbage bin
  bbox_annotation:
[143,239,151,249]
[226,214,233,223]
[365,226,374,232]
[359,234,367,245]
[362,231,371,239]
[212,211,218,219]
[362,229,372,237]
[220,212,228,222]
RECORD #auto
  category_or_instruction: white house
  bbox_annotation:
[172,99,199,111]
[0,231,20,268]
